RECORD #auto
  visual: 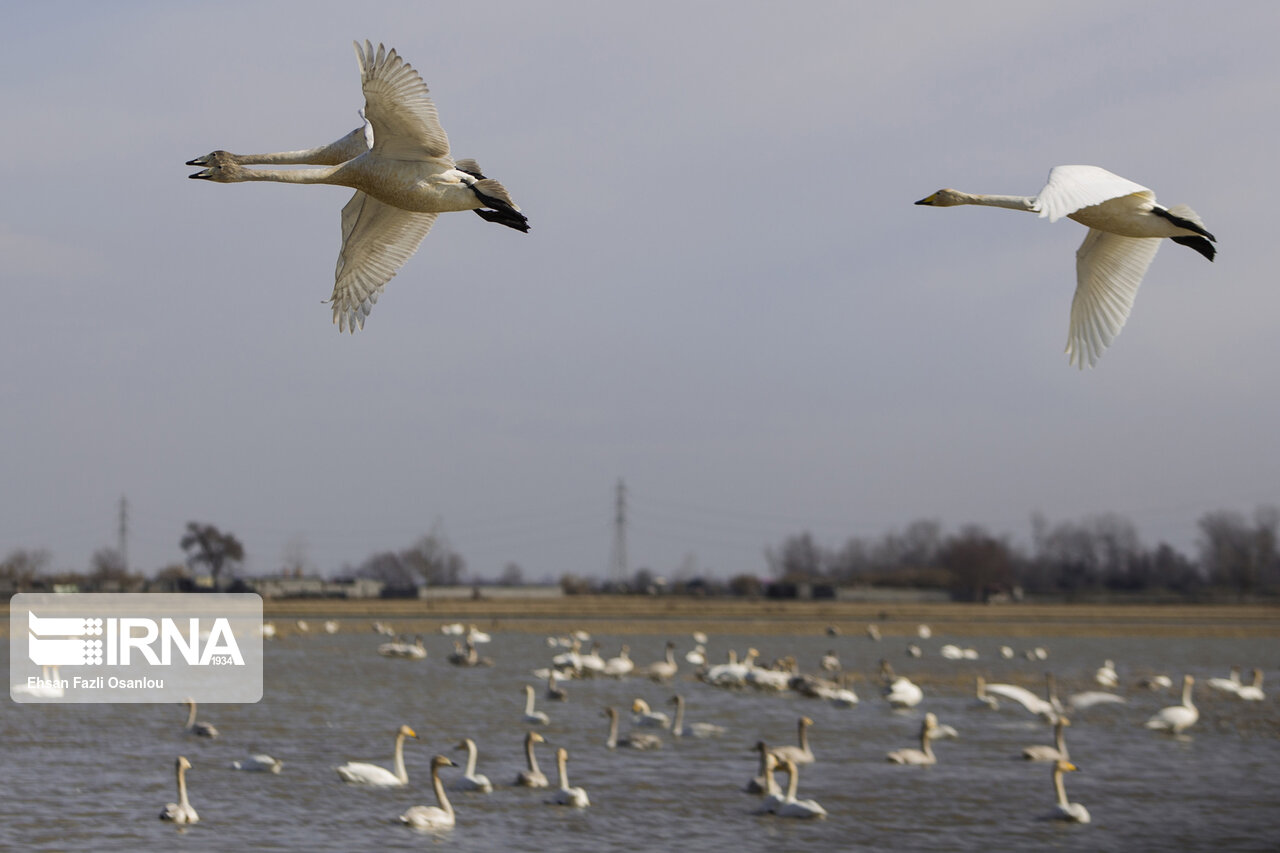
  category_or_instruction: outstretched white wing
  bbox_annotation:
[1033,165,1152,223]
[354,40,450,161]
[1066,230,1162,368]
[330,191,437,332]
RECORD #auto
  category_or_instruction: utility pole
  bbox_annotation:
[117,495,129,572]
[609,478,628,584]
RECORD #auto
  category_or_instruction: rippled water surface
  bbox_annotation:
[3,628,1279,851]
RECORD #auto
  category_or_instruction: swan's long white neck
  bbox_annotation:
[1182,678,1195,709]
[463,740,479,776]
[526,736,542,774]
[223,165,350,186]
[227,128,369,166]
[796,719,809,751]
[1053,766,1070,808]
[919,723,934,760]
[671,697,685,733]
[954,191,1037,211]
[524,686,537,715]
[176,761,190,808]
[606,711,619,748]
[432,763,453,817]
[556,751,571,790]
[1054,721,1069,760]
[392,732,409,783]
[783,762,800,803]
[184,702,197,729]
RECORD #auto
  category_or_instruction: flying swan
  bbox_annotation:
[187,40,528,332]
[916,165,1215,367]
[159,756,199,824]
[336,724,418,785]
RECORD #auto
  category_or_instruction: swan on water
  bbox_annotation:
[973,676,1000,710]
[231,754,284,773]
[549,747,590,807]
[1237,669,1265,701]
[399,755,456,830]
[514,731,549,787]
[1145,675,1199,734]
[884,676,924,709]
[1043,759,1091,824]
[887,713,939,765]
[159,756,199,824]
[603,645,635,677]
[745,740,775,794]
[630,698,671,729]
[643,641,679,682]
[336,724,417,785]
[668,694,727,738]
[1207,666,1243,694]
[774,758,827,819]
[916,165,1216,367]
[1023,716,1070,762]
[753,752,785,814]
[1067,691,1127,713]
[182,699,219,738]
[187,41,529,332]
[604,706,662,750]
[522,684,551,725]
[1095,660,1119,688]
[769,716,815,766]
[545,670,568,702]
[454,738,492,793]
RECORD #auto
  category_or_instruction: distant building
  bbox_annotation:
[247,576,385,599]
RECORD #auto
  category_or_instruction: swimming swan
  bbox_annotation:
[745,740,775,794]
[523,684,551,725]
[1237,669,1265,701]
[1145,675,1198,733]
[644,641,679,682]
[188,40,529,332]
[668,694,727,738]
[159,756,199,824]
[1023,716,1070,762]
[515,731,549,787]
[231,754,284,773]
[1043,759,1091,823]
[887,712,938,765]
[454,738,492,793]
[1207,666,1243,694]
[1095,660,1119,688]
[774,758,827,818]
[769,716,815,766]
[916,165,1216,367]
[884,676,924,709]
[336,724,417,785]
[550,747,590,807]
[182,698,219,738]
[604,706,662,750]
[753,752,785,813]
[399,755,456,829]
[630,698,670,729]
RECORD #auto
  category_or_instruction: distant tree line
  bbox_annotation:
[758,507,1279,601]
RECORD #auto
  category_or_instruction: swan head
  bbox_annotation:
[556,747,570,762]
[1054,759,1079,774]
[603,707,618,720]
[188,152,245,181]
[431,755,457,771]
[914,188,969,207]
[176,755,192,772]
[527,731,546,745]
[631,698,651,713]
[398,725,419,740]
[799,716,814,728]
[454,738,474,751]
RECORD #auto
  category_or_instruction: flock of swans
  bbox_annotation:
[187,42,1216,368]
[155,620,1268,836]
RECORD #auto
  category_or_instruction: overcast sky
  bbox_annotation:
[3,2,1277,582]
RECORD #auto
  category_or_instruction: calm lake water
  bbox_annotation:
[3,626,1278,851]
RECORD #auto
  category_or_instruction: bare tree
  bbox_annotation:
[180,522,245,591]
[0,548,51,588]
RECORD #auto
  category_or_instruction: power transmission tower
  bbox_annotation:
[117,495,129,572]
[609,478,628,584]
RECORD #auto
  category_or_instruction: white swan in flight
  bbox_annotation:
[454,738,492,793]
[182,698,219,738]
[159,756,199,824]
[916,165,1216,367]
[514,731,549,787]
[549,747,590,807]
[887,713,938,765]
[522,685,551,725]
[187,40,528,332]
[231,754,284,773]
[336,724,417,785]
[399,755,456,830]
[769,716,815,766]
[1145,675,1199,734]
[1042,760,1091,823]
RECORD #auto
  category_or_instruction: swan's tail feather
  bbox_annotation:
[470,178,529,232]
[454,159,486,179]
[1154,204,1216,242]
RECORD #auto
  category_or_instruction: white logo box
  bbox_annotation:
[10,593,263,704]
